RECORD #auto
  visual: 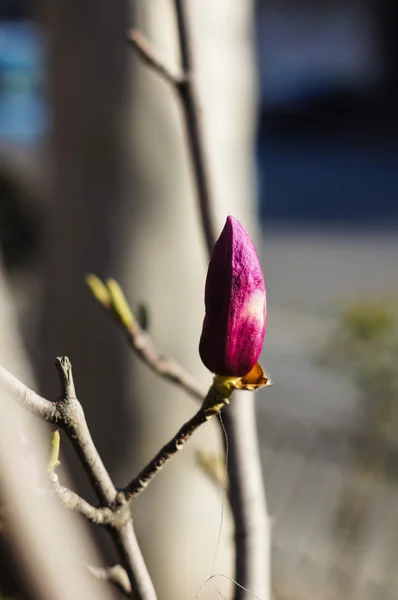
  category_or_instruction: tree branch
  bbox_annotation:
[222,398,271,599]
[87,564,132,598]
[126,29,184,87]
[49,471,124,527]
[1,358,157,600]
[86,275,205,402]
[54,357,117,502]
[125,324,205,401]
[0,364,60,423]
[117,382,232,504]
[52,357,157,600]
[126,6,216,255]
[173,0,217,256]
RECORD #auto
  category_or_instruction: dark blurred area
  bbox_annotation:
[2,0,398,259]
[0,0,45,271]
[256,0,398,224]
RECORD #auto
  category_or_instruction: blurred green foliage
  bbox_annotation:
[340,303,394,341]
[321,299,398,470]
[321,300,398,577]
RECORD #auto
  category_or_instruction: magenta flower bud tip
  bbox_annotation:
[199,215,266,377]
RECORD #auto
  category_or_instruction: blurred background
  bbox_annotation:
[0,0,398,599]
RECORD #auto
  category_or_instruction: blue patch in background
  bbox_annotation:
[0,21,48,143]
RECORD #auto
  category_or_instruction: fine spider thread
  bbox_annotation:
[211,412,229,578]
[195,573,262,600]
[195,414,262,599]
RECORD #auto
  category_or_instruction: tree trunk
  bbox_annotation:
[39,0,263,597]
[121,2,265,598]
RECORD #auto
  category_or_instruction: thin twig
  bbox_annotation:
[1,359,157,600]
[49,471,124,527]
[86,275,205,402]
[126,327,205,400]
[126,7,216,254]
[174,0,217,255]
[126,29,184,86]
[53,358,157,600]
[222,400,270,599]
[0,364,60,423]
[118,382,231,504]
[54,357,117,502]
[87,564,132,597]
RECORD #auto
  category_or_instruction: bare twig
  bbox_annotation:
[87,564,132,597]
[0,359,157,600]
[0,364,60,423]
[126,29,184,86]
[126,7,216,254]
[222,399,271,599]
[54,357,117,502]
[49,471,124,527]
[53,357,157,600]
[115,520,157,596]
[173,0,217,256]
[86,275,205,402]
[125,324,205,400]
[117,381,232,504]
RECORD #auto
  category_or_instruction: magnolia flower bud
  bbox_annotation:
[199,216,266,377]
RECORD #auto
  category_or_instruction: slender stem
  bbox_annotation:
[54,357,117,503]
[124,322,205,401]
[0,364,60,423]
[173,0,192,73]
[49,471,124,527]
[118,383,231,503]
[86,275,206,402]
[126,30,184,86]
[87,564,132,598]
[113,520,156,598]
[173,0,217,255]
[120,410,207,501]
[53,358,157,600]
[0,358,157,600]
[127,3,217,254]
[221,397,270,599]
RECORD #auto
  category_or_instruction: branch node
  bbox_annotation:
[55,356,77,400]
[49,471,127,527]
[87,564,132,597]
[126,28,184,87]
